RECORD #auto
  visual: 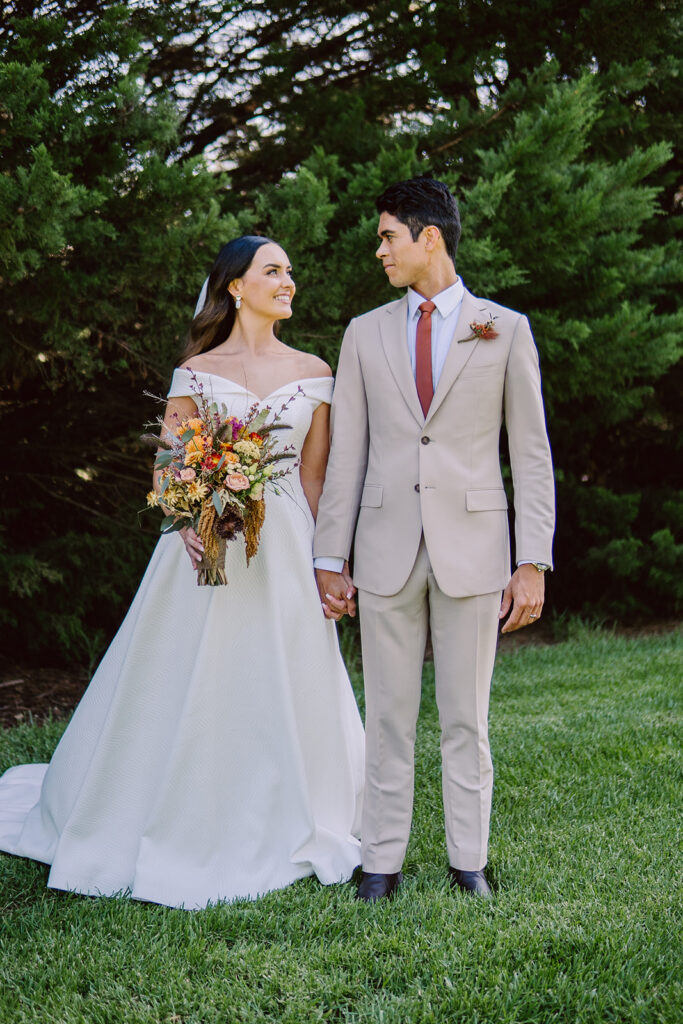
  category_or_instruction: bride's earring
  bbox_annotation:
[234,295,242,310]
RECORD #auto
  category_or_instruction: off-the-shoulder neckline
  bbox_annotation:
[173,367,333,403]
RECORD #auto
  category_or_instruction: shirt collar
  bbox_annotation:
[408,278,464,319]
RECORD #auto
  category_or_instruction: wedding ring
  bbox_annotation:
[529,613,538,619]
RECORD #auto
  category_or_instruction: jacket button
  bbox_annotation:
[414,484,420,493]
[421,436,430,445]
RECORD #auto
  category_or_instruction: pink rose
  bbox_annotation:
[226,473,250,491]
[179,468,196,482]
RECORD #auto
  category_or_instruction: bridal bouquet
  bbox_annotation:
[143,373,299,585]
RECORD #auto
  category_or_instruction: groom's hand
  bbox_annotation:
[499,563,545,633]
[316,566,357,620]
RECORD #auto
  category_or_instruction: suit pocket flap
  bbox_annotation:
[360,484,383,508]
[466,488,508,512]
[459,363,500,378]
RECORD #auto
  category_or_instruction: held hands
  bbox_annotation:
[180,525,204,570]
[315,564,357,621]
[499,563,545,633]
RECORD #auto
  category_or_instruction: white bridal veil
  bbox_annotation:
[194,277,209,317]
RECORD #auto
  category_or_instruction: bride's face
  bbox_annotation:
[234,243,295,321]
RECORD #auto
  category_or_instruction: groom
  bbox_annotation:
[314,177,555,901]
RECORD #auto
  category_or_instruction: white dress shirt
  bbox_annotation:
[406,278,465,389]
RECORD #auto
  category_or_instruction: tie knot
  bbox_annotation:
[419,300,436,316]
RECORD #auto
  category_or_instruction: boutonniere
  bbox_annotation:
[458,315,499,343]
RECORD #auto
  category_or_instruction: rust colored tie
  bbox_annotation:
[416,300,436,417]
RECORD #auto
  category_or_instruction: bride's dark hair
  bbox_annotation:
[179,235,276,365]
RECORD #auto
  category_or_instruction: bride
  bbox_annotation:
[0,236,364,909]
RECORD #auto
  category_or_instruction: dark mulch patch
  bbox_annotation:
[0,663,89,729]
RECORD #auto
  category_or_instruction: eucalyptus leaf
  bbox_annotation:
[249,409,271,432]
[180,428,195,443]
[154,451,174,469]
[160,517,185,535]
[212,490,223,515]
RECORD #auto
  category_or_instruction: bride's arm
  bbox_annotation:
[153,396,205,569]
[299,402,331,522]
[152,396,197,494]
[303,400,356,618]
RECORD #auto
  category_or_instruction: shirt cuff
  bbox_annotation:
[518,560,551,570]
[313,556,346,573]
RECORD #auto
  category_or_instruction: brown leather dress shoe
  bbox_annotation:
[448,867,492,897]
[355,871,403,902]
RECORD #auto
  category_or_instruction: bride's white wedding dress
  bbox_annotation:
[0,370,364,909]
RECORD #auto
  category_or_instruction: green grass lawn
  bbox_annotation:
[1,627,681,1024]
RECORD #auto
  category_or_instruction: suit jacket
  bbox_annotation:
[313,288,555,598]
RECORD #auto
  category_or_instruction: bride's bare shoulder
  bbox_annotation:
[290,350,332,380]
[178,352,214,373]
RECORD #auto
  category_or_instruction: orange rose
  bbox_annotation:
[226,473,250,491]
[222,451,240,463]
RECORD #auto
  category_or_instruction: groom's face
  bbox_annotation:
[376,212,428,289]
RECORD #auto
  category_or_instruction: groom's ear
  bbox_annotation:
[422,225,442,252]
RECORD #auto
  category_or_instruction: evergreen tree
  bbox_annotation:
[0,2,239,663]
[7,3,679,194]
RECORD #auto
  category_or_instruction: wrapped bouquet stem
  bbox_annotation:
[143,373,299,586]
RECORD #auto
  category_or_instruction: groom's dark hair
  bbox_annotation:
[376,177,461,267]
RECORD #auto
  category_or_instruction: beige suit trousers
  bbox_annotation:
[359,538,500,873]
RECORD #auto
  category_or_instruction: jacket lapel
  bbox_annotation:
[425,290,488,424]
[379,296,425,427]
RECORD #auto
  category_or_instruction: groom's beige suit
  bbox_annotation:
[314,287,555,872]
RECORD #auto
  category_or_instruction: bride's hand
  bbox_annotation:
[179,525,204,570]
